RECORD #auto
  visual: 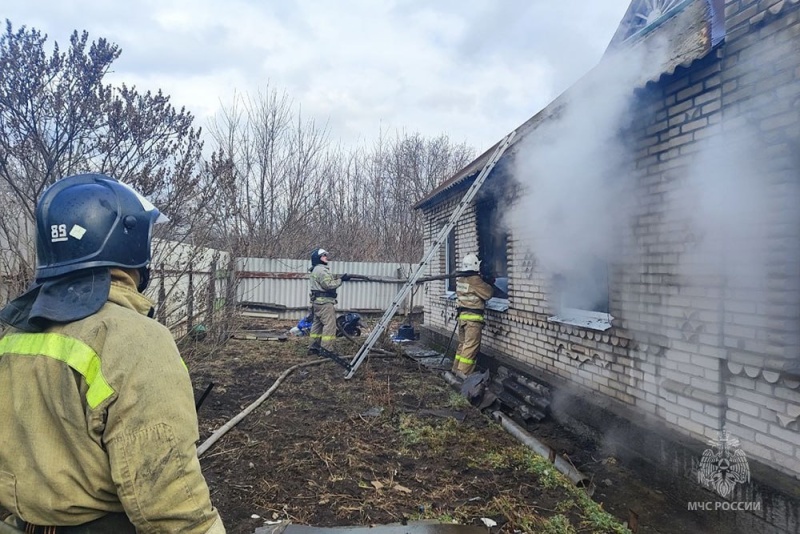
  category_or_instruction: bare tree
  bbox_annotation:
[0,21,218,328]
[206,89,332,258]
[205,82,476,263]
[342,129,474,262]
[0,22,118,219]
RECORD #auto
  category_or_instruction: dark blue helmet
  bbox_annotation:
[35,173,167,282]
[311,248,329,267]
[0,174,168,331]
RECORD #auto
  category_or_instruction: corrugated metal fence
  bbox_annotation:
[236,257,417,320]
[2,237,418,332]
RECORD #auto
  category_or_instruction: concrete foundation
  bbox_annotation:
[420,324,800,534]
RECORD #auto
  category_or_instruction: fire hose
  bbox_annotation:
[197,359,326,457]
[344,273,459,284]
[346,272,506,298]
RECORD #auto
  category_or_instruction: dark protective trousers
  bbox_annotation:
[309,301,337,351]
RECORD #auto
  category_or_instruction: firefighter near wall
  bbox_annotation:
[452,253,495,376]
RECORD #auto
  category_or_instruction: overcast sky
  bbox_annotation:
[3,0,632,153]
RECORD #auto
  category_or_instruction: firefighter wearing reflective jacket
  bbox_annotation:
[308,248,351,355]
[452,253,495,376]
[0,174,225,533]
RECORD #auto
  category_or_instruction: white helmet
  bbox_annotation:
[461,253,481,271]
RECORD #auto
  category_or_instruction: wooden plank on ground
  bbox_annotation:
[231,331,287,342]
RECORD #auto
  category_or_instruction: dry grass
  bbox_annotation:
[183,322,629,534]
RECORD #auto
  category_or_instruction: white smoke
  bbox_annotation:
[674,129,772,287]
[507,41,664,312]
[505,30,799,356]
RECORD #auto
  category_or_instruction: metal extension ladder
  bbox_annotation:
[344,130,517,379]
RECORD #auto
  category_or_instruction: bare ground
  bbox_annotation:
[1,317,736,534]
[185,320,630,534]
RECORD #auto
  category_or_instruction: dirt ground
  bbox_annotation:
[184,319,631,534]
[1,317,738,534]
[186,318,744,534]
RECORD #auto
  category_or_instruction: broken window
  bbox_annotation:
[476,196,508,279]
[445,226,456,292]
[475,195,510,312]
[549,257,613,331]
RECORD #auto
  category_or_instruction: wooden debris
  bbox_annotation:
[231,330,287,341]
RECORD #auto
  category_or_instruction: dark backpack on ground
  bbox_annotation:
[336,313,362,337]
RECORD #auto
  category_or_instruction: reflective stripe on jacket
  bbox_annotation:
[0,269,224,533]
[309,264,342,305]
[455,274,494,314]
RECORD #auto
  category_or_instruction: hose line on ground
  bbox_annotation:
[197,358,327,457]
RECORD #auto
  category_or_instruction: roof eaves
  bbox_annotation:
[413,98,565,211]
[415,0,730,211]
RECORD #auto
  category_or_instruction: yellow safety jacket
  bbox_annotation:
[456,274,494,320]
[309,264,342,305]
[0,270,224,533]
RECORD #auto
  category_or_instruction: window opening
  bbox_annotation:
[476,197,508,279]
[445,227,456,292]
[549,257,613,331]
[475,195,510,312]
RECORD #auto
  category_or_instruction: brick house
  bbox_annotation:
[414,0,799,531]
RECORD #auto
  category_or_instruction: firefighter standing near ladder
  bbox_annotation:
[308,248,351,356]
[0,174,225,533]
[452,253,495,377]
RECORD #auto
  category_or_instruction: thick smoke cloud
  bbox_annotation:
[674,128,772,286]
[506,43,661,313]
[505,31,799,363]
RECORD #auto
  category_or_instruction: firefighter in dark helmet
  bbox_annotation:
[452,252,494,377]
[0,174,225,533]
[308,248,351,355]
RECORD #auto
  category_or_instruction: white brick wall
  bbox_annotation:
[420,1,800,480]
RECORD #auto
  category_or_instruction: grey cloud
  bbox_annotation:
[3,0,633,151]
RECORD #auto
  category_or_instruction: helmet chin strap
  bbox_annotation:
[137,267,151,292]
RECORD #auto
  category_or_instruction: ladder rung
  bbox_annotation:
[344,131,517,379]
